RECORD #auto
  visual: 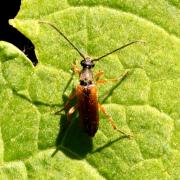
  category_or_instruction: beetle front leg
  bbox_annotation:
[72,64,81,75]
[98,103,132,138]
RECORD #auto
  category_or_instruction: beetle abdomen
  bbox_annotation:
[76,84,99,137]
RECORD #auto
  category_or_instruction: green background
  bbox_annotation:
[0,0,179,179]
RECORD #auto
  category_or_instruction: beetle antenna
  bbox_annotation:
[92,40,145,62]
[39,20,86,60]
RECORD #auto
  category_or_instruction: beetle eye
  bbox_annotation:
[80,60,85,66]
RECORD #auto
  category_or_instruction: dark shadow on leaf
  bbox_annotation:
[52,112,93,159]
[91,136,129,154]
[58,117,93,159]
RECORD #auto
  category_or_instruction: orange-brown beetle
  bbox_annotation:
[39,21,144,137]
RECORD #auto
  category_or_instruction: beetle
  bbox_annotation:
[39,21,144,137]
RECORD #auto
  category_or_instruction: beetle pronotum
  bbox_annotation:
[39,21,144,137]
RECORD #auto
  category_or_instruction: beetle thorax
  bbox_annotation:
[79,57,95,86]
[80,68,94,86]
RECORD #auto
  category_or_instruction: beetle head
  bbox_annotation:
[80,57,95,69]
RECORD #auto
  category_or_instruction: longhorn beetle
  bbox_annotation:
[39,21,144,137]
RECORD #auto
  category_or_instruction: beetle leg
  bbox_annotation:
[66,104,78,124]
[98,103,132,137]
[94,71,104,81]
[99,70,130,103]
[55,91,76,115]
[96,70,129,84]
[71,59,82,74]
[72,64,81,74]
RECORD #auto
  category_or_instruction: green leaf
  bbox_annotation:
[0,0,180,179]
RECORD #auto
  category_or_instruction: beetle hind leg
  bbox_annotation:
[99,103,132,138]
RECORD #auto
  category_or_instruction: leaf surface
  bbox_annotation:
[0,0,179,179]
